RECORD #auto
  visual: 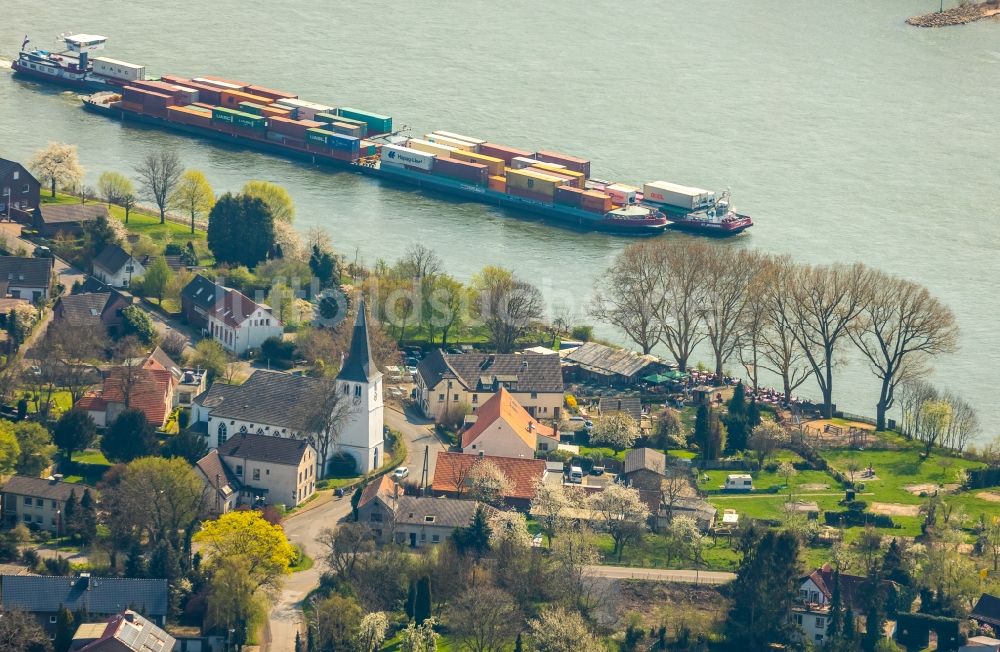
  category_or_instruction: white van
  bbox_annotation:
[569,466,584,484]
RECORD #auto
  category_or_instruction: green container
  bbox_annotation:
[313,112,339,125]
[330,122,365,138]
[327,114,366,129]
[235,113,266,130]
[336,107,392,135]
[238,102,268,116]
[306,127,336,144]
[211,106,240,123]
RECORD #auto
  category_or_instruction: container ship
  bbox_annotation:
[16,34,752,236]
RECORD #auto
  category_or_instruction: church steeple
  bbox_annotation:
[337,298,379,383]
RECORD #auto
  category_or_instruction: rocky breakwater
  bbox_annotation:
[907,0,1000,27]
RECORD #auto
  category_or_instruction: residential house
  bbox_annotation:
[0,157,40,221]
[431,451,547,510]
[959,637,1000,652]
[70,610,175,652]
[33,203,108,237]
[416,349,564,422]
[357,475,486,547]
[212,432,316,508]
[637,490,717,531]
[92,244,184,288]
[0,574,168,634]
[0,475,97,534]
[792,564,898,646]
[623,448,667,491]
[597,395,643,422]
[971,594,1000,631]
[179,273,222,329]
[91,244,144,288]
[53,289,132,336]
[460,388,560,459]
[562,342,660,386]
[208,286,281,357]
[195,449,241,515]
[76,355,175,428]
[191,303,384,473]
[0,255,52,302]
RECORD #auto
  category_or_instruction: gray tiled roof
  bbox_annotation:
[0,575,168,616]
[0,158,37,185]
[180,274,223,312]
[38,203,108,225]
[1,476,96,502]
[393,496,482,529]
[195,449,241,494]
[0,256,52,289]
[336,300,379,383]
[419,351,563,394]
[564,342,654,378]
[198,371,326,432]
[56,293,111,324]
[599,396,642,422]
[92,244,132,274]
[624,448,666,476]
[218,432,312,467]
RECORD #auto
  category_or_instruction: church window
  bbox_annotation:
[355,384,362,397]
[218,423,228,443]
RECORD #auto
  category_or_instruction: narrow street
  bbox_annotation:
[264,404,446,651]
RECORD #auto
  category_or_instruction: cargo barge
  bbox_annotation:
[21,33,752,237]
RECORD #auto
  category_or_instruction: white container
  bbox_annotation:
[511,156,542,170]
[431,130,486,146]
[92,57,145,81]
[381,144,435,171]
[423,134,477,152]
[642,181,716,209]
[193,77,242,91]
[605,183,639,204]
[274,98,334,121]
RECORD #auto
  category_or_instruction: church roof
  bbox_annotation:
[337,299,379,383]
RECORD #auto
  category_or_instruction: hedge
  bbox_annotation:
[823,510,896,528]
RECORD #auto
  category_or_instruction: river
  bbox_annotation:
[1,1,998,439]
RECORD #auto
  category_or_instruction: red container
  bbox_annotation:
[479,142,533,163]
[159,74,191,85]
[432,157,489,184]
[507,185,554,203]
[131,80,197,105]
[245,84,298,101]
[555,185,587,207]
[269,116,310,140]
[119,101,143,113]
[535,150,591,177]
[122,86,147,104]
[142,91,174,108]
[219,89,274,108]
[260,105,292,118]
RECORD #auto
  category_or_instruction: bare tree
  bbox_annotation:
[472,266,544,354]
[659,471,690,524]
[786,262,874,418]
[319,522,374,580]
[916,400,951,457]
[702,248,759,379]
[850,273,958,431]
[942,392,978,452]
[304,377,353,479]
[897,379,939,439]
[656,240,708,371]
[590,241,665,354]
[397,243,442,280]
[135,150,183,224]
[111,336,148,409]
[42,320,107,402]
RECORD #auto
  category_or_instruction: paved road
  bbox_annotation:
[584,565,735,585]
[264,404,446,651]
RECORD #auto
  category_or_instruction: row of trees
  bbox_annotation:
[594,240,960,429]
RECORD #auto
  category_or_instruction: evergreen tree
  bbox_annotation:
[62,491,78,541]
[844,607,856,641]
[309,245,338,287]
[405,578,416,620]
[78,488,97,544]
[452,505,492,558]
[692,404,710,449]
[53,410,97,463]
[746,400,762,430]
[863,585,886,652]
[514,632,523,652]
[207,192,275,269]
[414,575,432,624]
[294,631,303,652]
[125,542,146,578]
[101,409,158,463]
[882,538,910,586]
[827,571,845,638]
[54,606,74,652]
[725,525,801,648]
[728,382,746,417]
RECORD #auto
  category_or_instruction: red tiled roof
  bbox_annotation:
[359,474,397,509]
[75,392,107,412]
[210,287,269,329]
[432,452,546,501]
[461,387,555,449]
[100,361,173,427]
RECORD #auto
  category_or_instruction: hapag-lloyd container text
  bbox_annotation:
[381,144,435,171]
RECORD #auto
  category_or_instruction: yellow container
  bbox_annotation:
[407,138,457,159]
[529,165,585,188]
[506,168,564,196]
[488,175,506,192]
[449,150,505,177]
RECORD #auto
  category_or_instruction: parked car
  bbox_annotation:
[569,466,584,484]
[406,365,418,377]
[591,466,605,476]
[393,466,409,480]
[32,245,52,259]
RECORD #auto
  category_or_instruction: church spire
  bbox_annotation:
[337,298,379,383]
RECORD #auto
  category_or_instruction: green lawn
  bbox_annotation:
[16,389,74,414]
[593,531,741,572]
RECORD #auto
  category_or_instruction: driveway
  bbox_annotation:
[385,404,446,487]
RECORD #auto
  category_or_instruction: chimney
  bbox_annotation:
[528,422,534,433]
[49,474,63,485]
[821,562,832,573]
[79,572,91,591]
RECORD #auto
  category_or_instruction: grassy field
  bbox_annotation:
[593,531,741,571]
[16,389,74,414]
[63,449,112,486]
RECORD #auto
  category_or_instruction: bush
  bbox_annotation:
[546,449,573,463]
[261,336,295,361]
[564,394,578,410]
[327,452,358,478]
[823,510,895,528]
[570,325,593,342]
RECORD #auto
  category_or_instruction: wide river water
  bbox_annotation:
[2,1,998,439]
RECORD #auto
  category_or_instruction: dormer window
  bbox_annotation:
[424,516,435,523]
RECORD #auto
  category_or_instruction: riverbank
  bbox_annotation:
[907,1,1000,27]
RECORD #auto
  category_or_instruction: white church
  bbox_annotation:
[191,300,385,474]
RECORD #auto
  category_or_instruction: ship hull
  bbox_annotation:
[11,60,113,92]
[84,100,669,236]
